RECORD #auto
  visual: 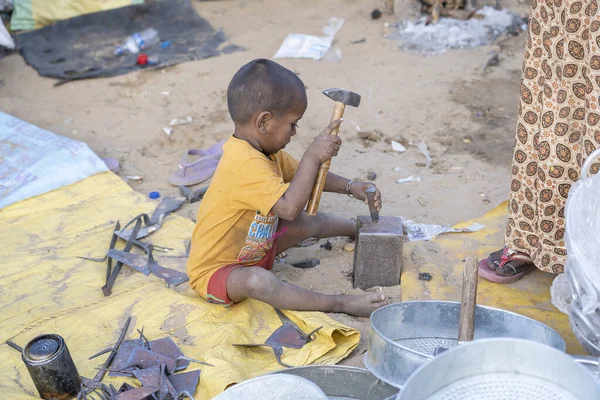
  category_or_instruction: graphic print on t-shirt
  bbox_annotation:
[237,211,279,262]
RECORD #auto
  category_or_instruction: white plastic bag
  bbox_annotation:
[0,19,14,49]
[551,149,600,315]
[273,17,344,60]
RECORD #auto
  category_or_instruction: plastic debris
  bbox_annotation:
[391,140,407,153]
[149,191,160,199]
[0,19,14,49]
[170,116,193,126]
[399,218,485,241]
[344,242,356,252]
[273,17,345,60]
[417,142,432,168]
[396,176,422,183]
[162,127,173,136]
[126,176,144,183]
[387,7,526,56]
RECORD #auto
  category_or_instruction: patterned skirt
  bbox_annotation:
[506,0,600,274]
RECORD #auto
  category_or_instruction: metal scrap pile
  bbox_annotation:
[81,318,211,400]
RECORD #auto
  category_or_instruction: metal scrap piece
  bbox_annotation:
[111,386,158,400]
[133,365,177,400]
[150,196,185,225]
[115,214,162,241]
[233,308,322,368]
[107,250,151,276]
[145,246,189,286]
[103,218,142,296]
[178,186,208,204]
[168,370,200,399]
[108,339,146,377]
[149,337,188,371]
[125,348,177,374]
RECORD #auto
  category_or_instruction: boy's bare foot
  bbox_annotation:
[337,293,387,317]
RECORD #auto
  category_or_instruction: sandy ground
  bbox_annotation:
[0,0,531,366]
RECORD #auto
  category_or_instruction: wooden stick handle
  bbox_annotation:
[458,255,479,342]
[306,102,346,215]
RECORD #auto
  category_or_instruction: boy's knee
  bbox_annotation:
[243,267,277,298]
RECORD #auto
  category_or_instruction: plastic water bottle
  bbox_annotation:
[114,28,159,55]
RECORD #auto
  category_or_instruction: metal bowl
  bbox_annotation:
[396,338,600,400]
[572,355,600,379]
[213,374,328,400]
[270,365,399,400]
[365,301,566,388]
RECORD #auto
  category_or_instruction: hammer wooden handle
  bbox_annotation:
[306,102,346,215]
[458,255,479,342]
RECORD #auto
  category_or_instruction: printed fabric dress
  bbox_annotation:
[506,0,600,273]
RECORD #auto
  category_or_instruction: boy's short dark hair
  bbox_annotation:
[227,59,305,124]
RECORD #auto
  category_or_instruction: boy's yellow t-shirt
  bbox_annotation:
[186,136,299,298]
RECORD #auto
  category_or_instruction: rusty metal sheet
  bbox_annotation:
[125,347,177,374]
[149,196,185,225]
[111,386,158,400]
[147,254,189,286]
[109,339,145,377]
[168,370,200,397]
[149,337,188,371]
[106,250,151,276]
[132,365,177,400]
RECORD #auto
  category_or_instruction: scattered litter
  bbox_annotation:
[394,166,408,173]
[149,191,160,200]
[170,116,193,126]
[418,272,433,281]
[371,9,383,20]
[137,53,149,65]
[320,241,333,251]
[273,17,344,60]
[463,137,472,143]
[396,176,422,184]
[160,91,170,96]
[322,46,342,63]
[115,28,160,55]
[0,19,14,50]
[391,140,407,153]
[350,38,366,44]
[417,142,432,168]
[358,130,381,142]
[290,259,320,269]
[160,40,171,48]
[295,238,317,248]
[484,52,500,72]
[387,7,526,55]
[163,116,192,136]
[479,192,491,204]
[344,242,355,252]
[400,217,485,241]
[367,171,377,181]
[126,175,144,183]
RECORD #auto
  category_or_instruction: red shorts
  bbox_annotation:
[206,245,277,307]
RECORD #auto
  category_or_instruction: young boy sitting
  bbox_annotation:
[186,59,386,317]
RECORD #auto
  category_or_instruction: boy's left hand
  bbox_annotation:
[350,181,382,211]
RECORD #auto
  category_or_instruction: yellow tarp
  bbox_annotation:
[11,0,143,31]
[400,201,583,354]
[0,172,359,399]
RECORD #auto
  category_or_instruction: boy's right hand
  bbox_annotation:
[306,119,343,164]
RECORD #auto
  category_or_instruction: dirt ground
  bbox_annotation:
[0,0,531,367]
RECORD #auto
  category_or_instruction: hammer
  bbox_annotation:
[306,88,361,215]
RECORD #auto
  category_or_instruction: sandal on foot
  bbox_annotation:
[478,247,533,284]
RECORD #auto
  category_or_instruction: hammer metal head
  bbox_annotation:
[323,88,361,107]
